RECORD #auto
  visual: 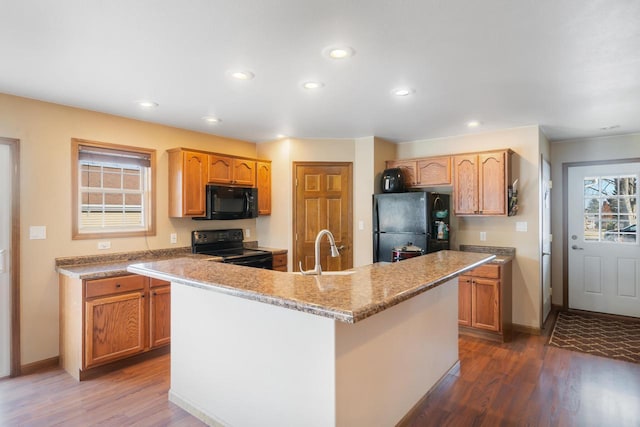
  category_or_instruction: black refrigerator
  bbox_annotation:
[373,192,450,262]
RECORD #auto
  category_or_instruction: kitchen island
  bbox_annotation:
[128,250,494,426]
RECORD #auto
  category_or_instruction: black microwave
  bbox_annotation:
[194,185,258,220]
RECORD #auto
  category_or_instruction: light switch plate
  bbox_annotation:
[245,228,251,238]
[516,221,528,232]
[29,226,47,240]
[480,231,487,241]
[170,233,177,244]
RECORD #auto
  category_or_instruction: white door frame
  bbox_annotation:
[562,157,640,311]
[0,137,20,377]
[540,156,551,326]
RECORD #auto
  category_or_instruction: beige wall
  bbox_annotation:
[549,133,640,306]
[397,126,543,329]
[0,93,258,364]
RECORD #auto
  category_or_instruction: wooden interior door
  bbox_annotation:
[294,163,353,272]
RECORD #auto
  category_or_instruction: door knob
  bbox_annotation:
[571,245,584,250]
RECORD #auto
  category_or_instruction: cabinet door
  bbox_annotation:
[472,278,501,331]
[453,154,478,215]
[458,276,472,326]
[85,291,145,368]
[233,159,256,186]
[208,155,233,184]
[416,157,451,186]
[386,160,417,187]
[478,151,507,215]
[183,151,208,216]
[149,285,171,348]
[256,161,271,215]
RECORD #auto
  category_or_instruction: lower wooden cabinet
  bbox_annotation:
[458,260,512,342]
[60,273,171,380]
[85,290,146,368]
[149,278,171,348]
[272,252,287,272]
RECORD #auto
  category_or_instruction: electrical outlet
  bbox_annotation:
[358,220,364,231]
[245,228,251,238]
[97,241,111,250]
[29,226,47,240]
[480,231,487,241]
[170,233,177,244]
[516,221,528,232]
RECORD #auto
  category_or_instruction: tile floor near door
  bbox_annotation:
[1,314,639,426]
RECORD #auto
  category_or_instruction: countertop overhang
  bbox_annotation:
[127,250,494,323]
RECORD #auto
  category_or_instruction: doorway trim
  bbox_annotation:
[0,137,20,377]
[562,157,640,311]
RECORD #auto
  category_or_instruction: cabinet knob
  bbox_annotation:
[153,292,157,296]
[115,283,121,288]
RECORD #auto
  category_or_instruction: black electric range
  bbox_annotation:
[191,229,273,269]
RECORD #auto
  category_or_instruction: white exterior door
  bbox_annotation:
[568,163,639,317]
[0,145,10,377]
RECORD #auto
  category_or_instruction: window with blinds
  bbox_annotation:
[72,139,156,239]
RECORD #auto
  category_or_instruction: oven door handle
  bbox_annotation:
[226,256,272,266]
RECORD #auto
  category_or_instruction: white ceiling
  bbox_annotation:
[1,0,639,143]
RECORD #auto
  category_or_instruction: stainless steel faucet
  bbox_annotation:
[299,229,340,275]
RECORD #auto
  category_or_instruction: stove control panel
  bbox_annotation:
[192,229,244,245]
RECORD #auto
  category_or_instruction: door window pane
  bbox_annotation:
[583,174,638,244]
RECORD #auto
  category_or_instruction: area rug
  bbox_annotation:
[548,311,640,364]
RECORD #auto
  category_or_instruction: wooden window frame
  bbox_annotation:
[71,138,156,240]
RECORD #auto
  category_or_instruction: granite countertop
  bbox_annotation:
[55,247,217,280]
[127,250,494,324]
[459,245,515,264]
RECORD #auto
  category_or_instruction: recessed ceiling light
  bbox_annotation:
[302,81,324,90]
[467,120,481,128]
[229,70,255,80]
[324,46,355,59]
[276,134,287,139]
[136,100,158,108]
[392,88,414,97]
[202,116,221,124]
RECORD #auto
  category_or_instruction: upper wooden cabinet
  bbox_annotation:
[386,156,452,188]
[453,150,512,216]
[256,161,272,215]
[416,156,452,186]
[208,155,256,187]
[385,160,417,187]
[168,149,208,217]
[168,148,271,218]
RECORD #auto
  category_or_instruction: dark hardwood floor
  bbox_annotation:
[402,316,640,427]
[2,316,639,426]
[0,353,205,426]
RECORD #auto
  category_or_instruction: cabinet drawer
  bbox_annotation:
[85,275,146,298]
[272,254,287,268]
[150,277,171,288]
[468,264,500,279]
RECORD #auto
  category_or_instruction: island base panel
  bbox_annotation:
[170,279,458,426]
